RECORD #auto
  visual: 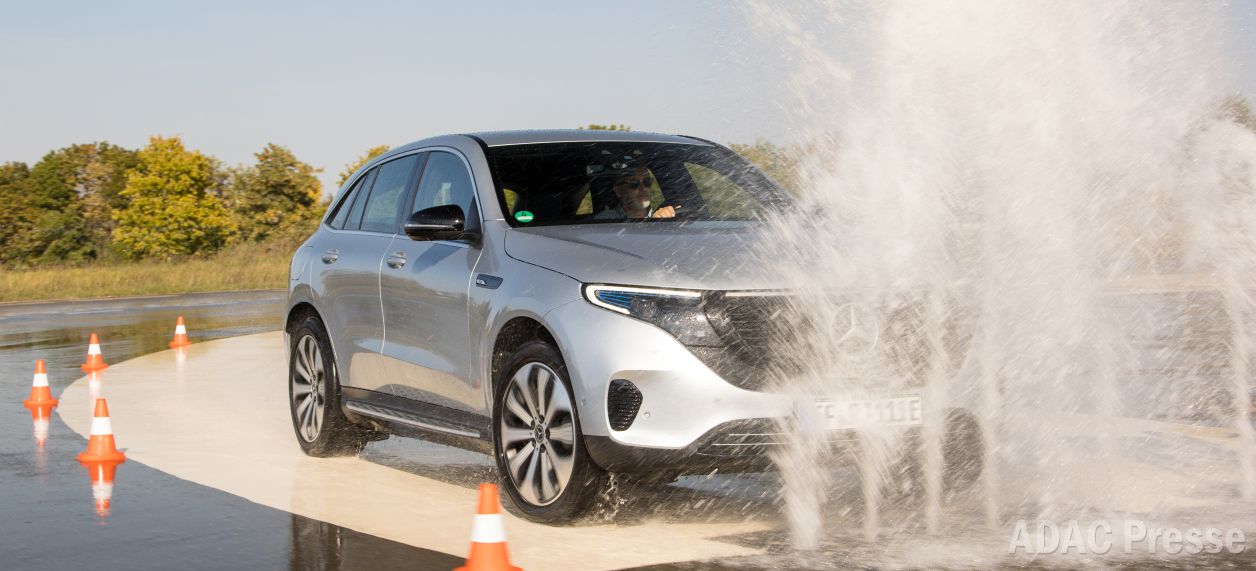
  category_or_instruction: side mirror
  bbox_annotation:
[404,205,477,243]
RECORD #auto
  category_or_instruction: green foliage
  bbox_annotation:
[728,140,803,195]
[0,162,37,266]
[24,149,91,263]
[229,143,324,242]
[0,143,138,265]
[580,124,632,131]
[1220,95,1256,132]
[112,136,236,260]
[336,145,390,189]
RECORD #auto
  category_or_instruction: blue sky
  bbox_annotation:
[1,1,1254,192]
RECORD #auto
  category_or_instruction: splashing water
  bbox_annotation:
[743,0,1256,555]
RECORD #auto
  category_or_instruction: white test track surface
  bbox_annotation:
[57,332,765,570]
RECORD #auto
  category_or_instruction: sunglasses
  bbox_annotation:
[615,177,655,190]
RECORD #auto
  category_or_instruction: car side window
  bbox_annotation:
[328,174,366,229]
[340,169,377,231]
[359,155,420,233]
[411,151,475,217]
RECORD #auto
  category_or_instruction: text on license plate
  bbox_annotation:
[816,396,923,430]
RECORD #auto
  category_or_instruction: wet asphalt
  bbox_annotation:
[0,291,459,570]
[3,291,1255,570]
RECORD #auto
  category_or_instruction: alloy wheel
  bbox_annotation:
[499,362,577,507]
[291,334,326,442]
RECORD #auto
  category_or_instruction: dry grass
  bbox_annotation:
[0,240,298,302]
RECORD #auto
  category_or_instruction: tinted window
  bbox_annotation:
[412,151,475,217]
[484,142,790,226]
[341,169,377,231]
[359,155,419,233]
[328,174,367,229]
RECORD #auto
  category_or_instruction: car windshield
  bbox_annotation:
[484,141,791,227]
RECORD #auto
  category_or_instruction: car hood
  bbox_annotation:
[504,223,791,291]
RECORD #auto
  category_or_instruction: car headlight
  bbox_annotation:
[582,284,722,347]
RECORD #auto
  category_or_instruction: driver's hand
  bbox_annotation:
[651,205,680,219]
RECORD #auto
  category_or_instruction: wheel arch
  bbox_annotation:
[285,302,343,377]
[490,316,559,398]
[285,302,319,334]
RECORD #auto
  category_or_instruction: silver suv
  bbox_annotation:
[285,130,965,523]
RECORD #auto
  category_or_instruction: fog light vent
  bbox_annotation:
[607,379,643,431]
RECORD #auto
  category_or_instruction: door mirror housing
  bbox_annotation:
[404,205,479,244]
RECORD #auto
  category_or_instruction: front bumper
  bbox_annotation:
[585,418,875,474]
[543,300,795,449]
[543,298,942,474]
[584,419,780,473]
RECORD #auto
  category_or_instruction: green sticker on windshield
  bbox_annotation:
[514,210,534,223]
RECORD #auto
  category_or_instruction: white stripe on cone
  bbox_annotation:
[88,344,101,356]
[175,324,187,335]
[470,513,508,543]
[90,416,113,436]
[92,481,113,501]
[34,419,49,443]
[32,373,48,387]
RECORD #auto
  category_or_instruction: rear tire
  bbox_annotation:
[289,316,369,457]
[493,340,607,524]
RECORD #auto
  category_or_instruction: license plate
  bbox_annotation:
[815,396,923,430]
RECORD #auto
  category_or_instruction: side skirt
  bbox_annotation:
[341,387,493,454]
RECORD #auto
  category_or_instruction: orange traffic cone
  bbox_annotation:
[77,398,126,463]
[29,402,55,447]
[168,316,192,348]
[454,483,522,571]
[81,458,123,517]
[23,359,58,408]
[81,333,109,372]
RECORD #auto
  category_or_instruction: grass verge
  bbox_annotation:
[0,239,297,303]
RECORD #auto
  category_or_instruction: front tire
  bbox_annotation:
[493,340,606,523]
[289,316,369,457]
[887,409,985,499]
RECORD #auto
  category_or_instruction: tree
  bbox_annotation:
[0,162,38,266]
[1220,95,1256,132]
[76,143,140,256]
[336,145,390,189]
[22,143,138,262]
[729,140,803,195]
[0,143,139,264]
[580,124,632,131]
[229,143,323,242]
[112,136,236,259]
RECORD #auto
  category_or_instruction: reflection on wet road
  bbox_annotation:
[5,291,1256,570]
[0,291,457,570]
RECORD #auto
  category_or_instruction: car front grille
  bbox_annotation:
[698,292,807,391]
[693,291,937,391]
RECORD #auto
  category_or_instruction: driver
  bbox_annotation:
[593,167,678,220]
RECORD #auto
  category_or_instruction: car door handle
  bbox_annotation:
[385,252,407,269]
[321,249,339,264]
[475,274,503,289]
